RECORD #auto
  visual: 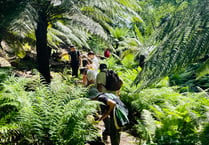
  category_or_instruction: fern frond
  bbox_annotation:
[196,58,209,79]
[0,124,20,144]
[135,0,209,89]
[67,14,108,40]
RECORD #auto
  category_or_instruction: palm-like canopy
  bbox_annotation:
[1,0,141,83]
[134,0,209,89]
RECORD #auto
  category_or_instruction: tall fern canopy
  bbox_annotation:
[135,0,209,88]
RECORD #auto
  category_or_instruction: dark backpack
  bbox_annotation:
[105,70,123,91]
[105,93,129,129]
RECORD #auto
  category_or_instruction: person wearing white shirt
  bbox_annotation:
[88,51,99,72]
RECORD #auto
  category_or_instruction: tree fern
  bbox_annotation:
[134,0,209,89]
[1,0,142,83]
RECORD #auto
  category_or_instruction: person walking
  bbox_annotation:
[80,59,97,86]
[96,63,108,93]
[96,63,123,142]
[87,51,99,72]
[68,45,81,77]
[96,63,121,95]
[88,87,121,145]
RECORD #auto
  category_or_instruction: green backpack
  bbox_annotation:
[105,93,129,129]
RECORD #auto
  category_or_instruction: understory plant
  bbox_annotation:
[101,50,209,145]
[131,87,209,145]
[0,74,98,145]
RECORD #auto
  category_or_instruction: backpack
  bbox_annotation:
[104,49,111,58]
[105,93,129,129]
[105,70,123,91]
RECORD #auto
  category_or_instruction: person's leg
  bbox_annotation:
[102,117,110,141]
[74,65,79,77]
[72,65,79,77]
[109,117,120,145]
[100,106,110,141]
[71,65,76,76]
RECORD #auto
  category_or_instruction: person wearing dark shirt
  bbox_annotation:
[88,87,121,145]
[68,45,80,77]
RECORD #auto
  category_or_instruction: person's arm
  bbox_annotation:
[82,74,87,86]
[99,98,116,121]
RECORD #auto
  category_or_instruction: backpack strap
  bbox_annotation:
[104,93,119,104]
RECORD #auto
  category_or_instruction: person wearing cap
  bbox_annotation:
[88,87,121,145]
[96,64,117,143]
[68,45,81,77]
[87,51,99,72]
[96,63,120,95]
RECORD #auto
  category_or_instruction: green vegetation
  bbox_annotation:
[0,74,98,144]
[1,0,209,144]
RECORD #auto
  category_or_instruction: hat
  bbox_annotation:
[88,87,100,99]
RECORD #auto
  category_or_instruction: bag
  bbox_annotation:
[104,49,111,58]
[113,104,129,129]
[105,93,129,129]
[105,70,123,91]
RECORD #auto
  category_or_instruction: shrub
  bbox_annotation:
[0,74,99,144]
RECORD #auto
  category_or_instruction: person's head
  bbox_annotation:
[69,45,76,51]
[99,63,107,71]
[87,51,95,59]
[88,87,100,99]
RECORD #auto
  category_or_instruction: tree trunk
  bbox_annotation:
[35,12,51,84]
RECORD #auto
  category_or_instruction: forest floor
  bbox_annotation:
[86,120,139,145]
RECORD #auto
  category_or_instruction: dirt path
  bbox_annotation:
[102,131,138,145]
[95,121,138,145]
[118,132,138,145]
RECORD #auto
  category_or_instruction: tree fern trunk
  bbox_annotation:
[35,11,51,84]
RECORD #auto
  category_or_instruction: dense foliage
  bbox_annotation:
[104,55,209,145]
[1,0,209,145]
[0,71,98,144]
[135,0,209,88]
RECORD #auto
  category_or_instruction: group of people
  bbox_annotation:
[64,45,122,145]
